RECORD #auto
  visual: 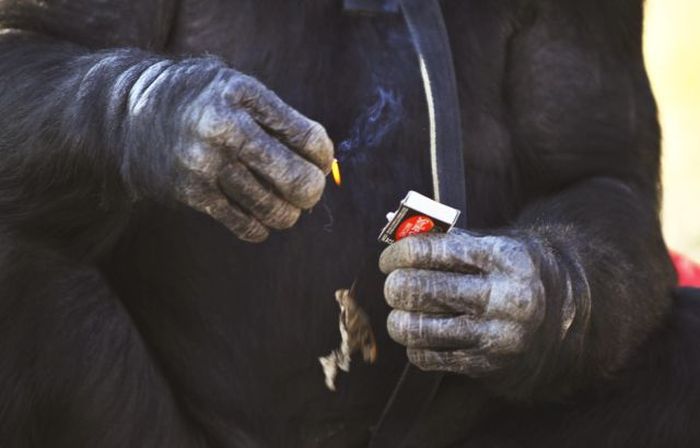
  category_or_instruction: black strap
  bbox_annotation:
[400,0,467,220]
[368,0,468,446]
[368,364,443,447]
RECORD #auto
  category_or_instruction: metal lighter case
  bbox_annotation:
[378,190,460,245]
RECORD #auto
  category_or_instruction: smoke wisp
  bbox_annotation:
[337,87,402,163]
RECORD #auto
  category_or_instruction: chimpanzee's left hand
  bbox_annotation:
[379,229,548,376]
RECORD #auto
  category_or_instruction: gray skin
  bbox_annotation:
[172,68,334,242]
[187,69,566,376]
[379,229,581,376]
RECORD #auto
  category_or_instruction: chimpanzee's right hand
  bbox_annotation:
[170,67,334,242]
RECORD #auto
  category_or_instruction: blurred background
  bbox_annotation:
[645,0,700,260]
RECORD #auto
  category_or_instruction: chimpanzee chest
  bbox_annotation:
[113,0,519,445]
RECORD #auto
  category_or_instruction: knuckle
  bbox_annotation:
[407,348,431,370]
[306,165,327,195]
[239,134,269,163]
[395,236,423,264]
[380,242,406,272]
[458,354,499,376]
[513,289,536,316]
[290,165,326,209]
[224,73,260,103]
[178,142,221,176]
[386,310,410,345]
[498,239,536,275]
[192,104,229,138]
[491,325,527,355]
[280,208,302,229]
[408,349,454,373]
[235,220,269,243]
[451,315,477,339]
[378,245,398,274]
[514,281,545,322]
[304,122,334,167]
[176,176,216,209]
[380,238,431,271]
[263,202,301,230]
[401,237,420,259]
[480,235,506,259]
[491,277,543,323]
[191,105,247,151]
[384,270,408,307]
[237,73,259,90]
[398,237,435,269]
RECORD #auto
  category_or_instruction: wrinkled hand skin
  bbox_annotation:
[380,229,559,377]
[174,68,334,242]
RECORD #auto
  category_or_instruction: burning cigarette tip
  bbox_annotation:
[331,158,342,186]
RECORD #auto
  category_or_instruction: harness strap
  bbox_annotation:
[367,0,468,446]
[343,0,467,445]
[400,0,467,216]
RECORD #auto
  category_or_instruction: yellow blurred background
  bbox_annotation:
[645,0,700,260]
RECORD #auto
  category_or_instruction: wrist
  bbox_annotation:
[119,57,227,200]
[481,230,592,401]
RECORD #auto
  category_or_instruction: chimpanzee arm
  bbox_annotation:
[487,178,674,399]
[380,0,677,402]
[496,0,677,398]
[0,0,179,254]
[0,1,333,256]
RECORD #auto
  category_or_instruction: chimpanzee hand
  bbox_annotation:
[173,68,334,242]
[379,229,548,376]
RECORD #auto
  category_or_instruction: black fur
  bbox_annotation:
[0,0,697,446]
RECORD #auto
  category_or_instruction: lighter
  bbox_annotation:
[378,190,461,244]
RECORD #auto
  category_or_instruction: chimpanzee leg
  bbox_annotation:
[0,237,208,448]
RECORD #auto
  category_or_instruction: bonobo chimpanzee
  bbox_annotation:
[1,0,699,447]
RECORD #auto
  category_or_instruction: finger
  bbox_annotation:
[384,269,490,315]
[230,115,326,210]
[228,76,334,173]
[482,274,545,324]
[387,311,526,353]
[218,163,301,230]
[379,230,495,274]
[387,310,482,349]
[407,348,505,377]
[179,175,269,242]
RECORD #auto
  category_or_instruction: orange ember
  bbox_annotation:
[331,158,342,186]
